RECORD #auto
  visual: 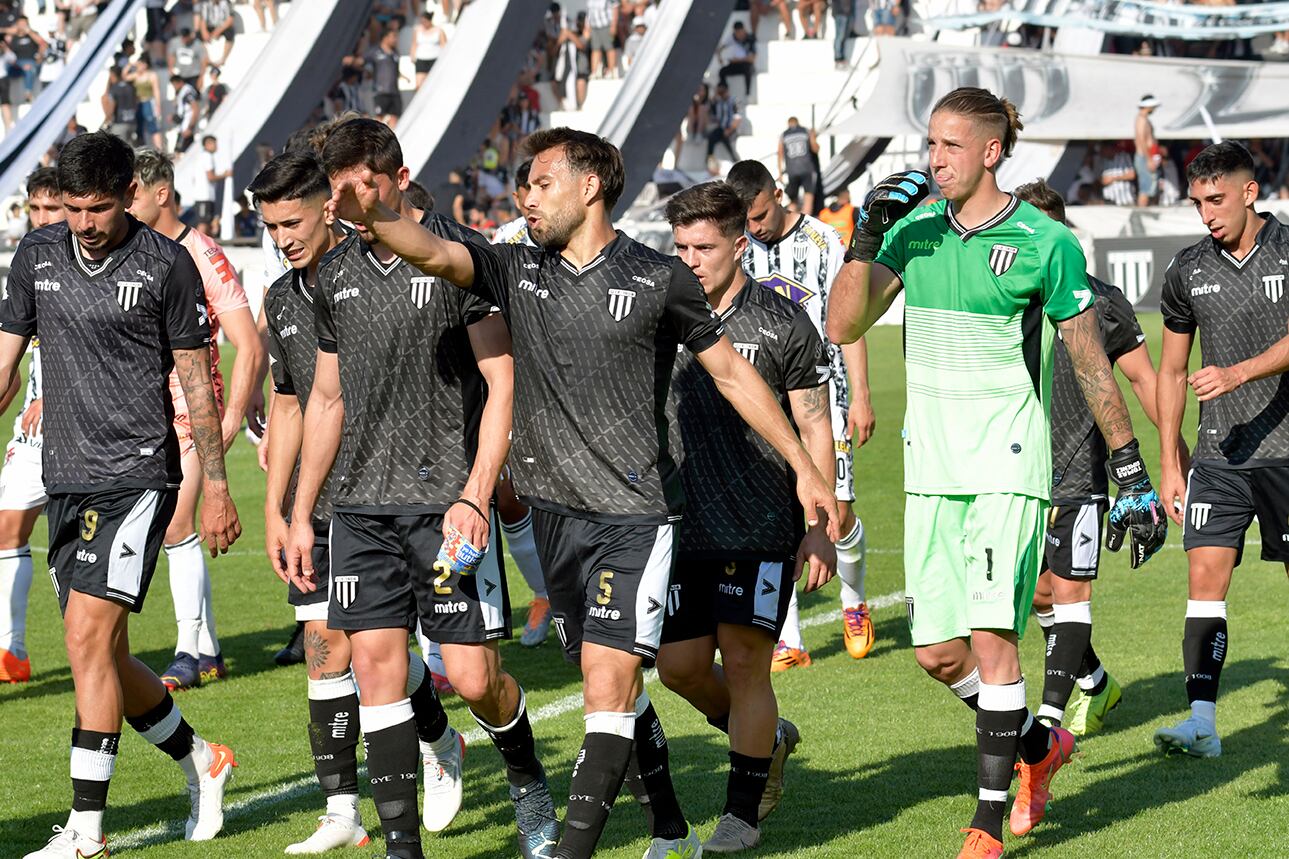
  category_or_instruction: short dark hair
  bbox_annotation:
[515,158,533,189]
[664,180,747,238]
[1013,177,1066,224]
[725,159,775,206]
[247,153,331,206]
[201,134,217,145]
[1186,141,1255,185]
[523,127,625,209]
[57,131,135,198]
[320,117,403,179]
[133,147,174,188]
[25,166,58,199]
[404,180,432,211]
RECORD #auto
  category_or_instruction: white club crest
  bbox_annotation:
[1262,274,1284,303]
[333,575,359,609]
[607,288,636,322]
[115,281,142,312]
[988,244,1019,277]
[409,276,434,309]
[1190,502,1212,531]
[733,342,760,365]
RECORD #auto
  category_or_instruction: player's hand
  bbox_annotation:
[796,463,841,542]
[284,516,319,592]
[256,422,271,473]
[1159,466,1187,528]
[245,386,267,443]
[443,494,491,552]
[327,166,388,226]
[199,479,242,557]
[846,169,931,263]
[1105,439,1167,568]
[220,414,240,452]
[794,523,837,593]
[1189,364,1244,401]
[847,395,875,449]
[265,511,291,584]
[19,397,42,437]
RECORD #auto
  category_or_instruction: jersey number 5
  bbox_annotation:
[596,570,614,606]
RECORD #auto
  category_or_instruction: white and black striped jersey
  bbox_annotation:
[465,232,725,524]
[1161,214,1289,467]
[8,340,41,449]
[0,219,210,493]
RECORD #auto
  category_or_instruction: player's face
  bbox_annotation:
[927,111,997,202]
[1188,172,1257,247]
[673,220,747,293]
[524,147,587,250]
[27,191,65,229]
[63,187,133,254]
[126,181,164,228]
[744,188,785,243]
[261,194,330,270]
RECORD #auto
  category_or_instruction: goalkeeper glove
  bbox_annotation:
[1105,438,1167,569]
[845,169,931,263]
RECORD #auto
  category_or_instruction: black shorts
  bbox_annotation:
[784,171,817,204]
[1043,501,1107,580]
[46,486,177,614]
[145,7,167,41]
[374,91,403,117]
[661,557,793,644]
[327,509,510,643]
[415,58,436,74]
[1183,463,1289,565]
[288,521,331,617]
[531,509,677,667]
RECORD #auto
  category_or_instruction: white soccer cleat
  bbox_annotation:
[23,826,108,858]
[642,823,702,859]
[421,727,466,832]
[284,814,370,854]
[1154,717,1222,758]
[702,814,760,853]
[185,741,238,840]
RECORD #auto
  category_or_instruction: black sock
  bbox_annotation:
[70,729,119,812]
[556,722,634,859]
[1077,643,1107,695]
[724,751,770,827]
[707,711,731,734]
[621,748,654,829]
[125,692,195,761]
[632,698,688,839]
[360,702,422,858]
[1042,610,1093,725]
[472,690,544,788]
[1183,607,1227,705]
[1018,712,1053,765]
[308,691,360,798]
[408,658,449,744]
[971,682,1026,841]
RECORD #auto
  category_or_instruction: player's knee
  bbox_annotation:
[656,654,704,697]
[445,661,497,705]
[0,510,31,548]
[64,616,115,662]
[721,643,770,687]
[914,645,966,685]
[581,660,637,713]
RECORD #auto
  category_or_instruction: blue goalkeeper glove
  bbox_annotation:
[845,169,931,263]
[1105,438,1167,569]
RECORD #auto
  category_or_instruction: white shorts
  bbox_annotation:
[0,441,47,511]
[828,376,856,502]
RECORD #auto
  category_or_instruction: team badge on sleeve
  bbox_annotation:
[607,287,636,321]
[988,244,1019,276]
[115,281,142,312]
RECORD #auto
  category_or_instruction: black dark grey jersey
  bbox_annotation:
[0,218,209,493]
[1051,275,1145,504]
[1161,215,1289,467]
[315,212,494,513]
[671,279,828,560]
[465,232,725,524]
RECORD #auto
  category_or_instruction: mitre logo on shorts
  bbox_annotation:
[409,276,434,309]
[333,575,359,609]
[607,287,636,322]
[115,281,142,311]
[588,603,622,621]
[1190,502,1212,530]
[733,342,759,365]
[988,244,1019,276]
[1262,274,1284,303]
[434,600,469,614]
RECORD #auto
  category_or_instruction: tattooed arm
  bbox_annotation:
[788,381,839,592]
[1057,309,1135,451]
[173,346,242,555]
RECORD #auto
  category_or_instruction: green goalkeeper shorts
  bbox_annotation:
[903,492,1046,647]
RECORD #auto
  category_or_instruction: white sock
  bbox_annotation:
[197,557,219,657]
[415,628,446,677]
[325,793,360,820]
[166,535,204,656]
[835,516,866,609]
[179,735,210,785]
[67,809,105,842]
[1077,665,1105,691]
[950,666,980,702]
[780,588,804,650]
[0,545,33,656]
[1034,609,1056,631]
[501,511,547,599]
[1190,699,1217,733]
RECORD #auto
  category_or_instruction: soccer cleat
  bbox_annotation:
[842,603,875,659]
[198,653,228,684]
[510,767,560,859]
[161,653,201,692]
[185,741,237,841]
[1154,717,1222,758]
[0,646,31,682]
[758,718,800,821]
[957,827,1004,858]
[1066,673,1123,737]
[769,641,811,673]
[520,597,552,647]
[283,814,369,854]
[274,622,307,666]
[702,814,760,853]
[641,822,702,859]
[1009,726,1075,836]
[421,727,466,832]
[22,826,108,858]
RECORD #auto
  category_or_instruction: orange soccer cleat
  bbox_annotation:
[957,828,1004,858]
[769,641,812,672]
[0,647,31,683]
[1009,726,1076,836]
[842,604,875,659]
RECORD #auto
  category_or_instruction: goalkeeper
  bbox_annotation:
[826,88,1165,859]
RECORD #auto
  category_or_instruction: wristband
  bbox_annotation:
[450,497,489,523]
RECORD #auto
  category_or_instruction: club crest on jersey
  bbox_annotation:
[115,281,142,312]
[988,244,1019,276]
[1263,274,1284,303]
[334,575,359,609]
[758,273,815,305]
[607,287,636,322]
[733,342,759,365]
[409,276,434,309]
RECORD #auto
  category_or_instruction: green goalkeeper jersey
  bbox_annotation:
[875,196,1092,499]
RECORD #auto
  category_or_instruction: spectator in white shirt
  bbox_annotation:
[622,17,646,70]
[717,21,756,98]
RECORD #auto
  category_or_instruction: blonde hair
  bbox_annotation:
[932,87,1024,158]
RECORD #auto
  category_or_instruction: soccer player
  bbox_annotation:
[0,132,241,857]
[657,180,836,852]
[727,158,876,669]
[827,88,1166,858]
[0,166,63,684]
[284,118,558,859]
[1013,178,1172,736]
[493,159,537,248]
[127,148,264,690]
[325,126,839,859]
[1154,141,1289,758]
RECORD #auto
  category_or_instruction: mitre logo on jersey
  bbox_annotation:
[409,276,434,309]
[1262,274,1284,303]
[607,287,635,322]
[334,575,358,609]
[758,273,815,305]
[733,342,759,365]
[988,244,1019,276]
[1190,502,1212,530]
[115,281,142,311]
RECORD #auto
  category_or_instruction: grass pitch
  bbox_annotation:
[2,316,1287,857]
